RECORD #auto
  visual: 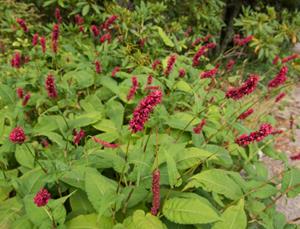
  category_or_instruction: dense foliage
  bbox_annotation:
[0,1,300,228]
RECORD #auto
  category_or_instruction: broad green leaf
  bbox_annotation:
[93,119,117,132]
[281,168,300,198]
[166,112,199,130]
[130,210,166,229]
[106,100,124,129]
[0,197,22,229]
[69,111,102,128]
[82,4,90,16]
[163,149,182,187]
[15,144,34,168]
[212,199,246,229]
[69,190,93,216]
[163,197,220,224]
[84,168,117,215]
[60,166,86,190]
[157,27,174,47]
[174,80,192,94]
[65,214,113,229]
[18,168,46,195]
[184,169,243,200]
[0,85,14,105]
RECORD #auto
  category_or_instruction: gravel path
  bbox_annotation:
[262,85,300,224]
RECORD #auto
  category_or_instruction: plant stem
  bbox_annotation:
[44,206,56,229]
[24,143,47,174]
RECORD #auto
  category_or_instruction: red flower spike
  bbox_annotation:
[200,64,219,79]
[99,33,111,43]
[129,90,162,133]
[268,66,288,89]
[147,75,153,85]
[178,68,186,78]
[226,74,259,100]
[151,169,160,216]
[32,33,39,46]
[101,15,118,31]
[73,129,85,145]
[238,108,254,120]
[235,123,273,146]
[193,119,206,134]
[272,55,280,65]
[233,34,253,46]
[9,127,26,144]
[40,36,46,53]
[11,52,21,68]
[226,59,235,72]
[92,137,119,148]
[55,7,62,24]
[281,54,298,63]
[164,54,176,77]
[275,92,286,103]
[16,88,24,99]
[22,93,31,106]
[16,18,28,32]
[45,74,58,99]
[95,60,102,74]
[127,76,138,101]
[112,66,120,77]
[152,59,161,70]
[290,153,300,161]
[33,188,51,207]
[91,25,99,37]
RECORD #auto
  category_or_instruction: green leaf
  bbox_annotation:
[0,85,14,105]
[65,214,113,229]
[84,168,117,215]
[174,81,192,94]
[212,199,247,229]
[166,112,199,130]
[163,149,182,187]
[157,27,174,47]
[106,100,124,129]
[15,144,34,168]
[163,197,220,224]
[281,168,300,198]
[82,4,90,16]
[0,197,23,229]
[130,210,166,229]
[69,111,102,128]
[184,169,243,200]
[69,190,93,215]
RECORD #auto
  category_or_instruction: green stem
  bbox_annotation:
[24,143,47,174]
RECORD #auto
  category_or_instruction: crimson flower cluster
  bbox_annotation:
[152,59,161,70]
[275,92,286,103]
[16,18,28,32]
[45,74,58,98]
[32,33,39,46]
[178,68,186,78]
[40,36,46,53]
[151,169,160,216]
[281,54,298,63]
[290,153,300,161]
[112,66,120,77]
[147,75,153,85]
[164,54,176,77]
[192,43,216,66]
[226,59,235,72]
[100,33,111,43]
[191,34,212,47]
[16,88,31,106]
[193,119,206,134]
[91,25,100,37]
[238,108,254,120]
[226,74,259,100]
[11,52,21,68]
[268,66,288,89]
[75,14,84,32]
[129,90,162,133]
[33,188,51,207]
[92,137,119,148]
[95,60,102,74]
[51,24,59,53]
[55,7,62,24]
[272,55,280,65]
[127,76,138,101]
[235,123,273,146]
[101,15,118,31]
[9,127,26,144]
[233,34,253,46]
[73,129,85,145]
[200,64,219,79]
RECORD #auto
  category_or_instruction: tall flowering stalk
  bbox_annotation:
[91,25,100,37]
[235,123,273,146]
[45,74,58,99]
[178,68,186,78]
[129,90,162,133]
[112,66,120,77]
[16,18,28,32]
[127,76,138,101]
[152,59,161,70]
[268,66,288,89]
[101,15,118,31]
[16,88,24,99]
[34,188,51,207]
[22,93,31,106]
[164,54,176,77]
[272,55,280,65]
[73,129,85,145]
[100,33,111,43]
[226,74,259,100]
[192,43,216,66]
[151,169,160,216]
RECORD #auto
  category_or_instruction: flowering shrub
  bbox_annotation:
[0,2,300,229]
